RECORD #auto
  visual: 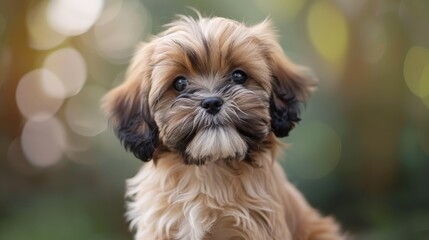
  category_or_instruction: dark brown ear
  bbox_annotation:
[102,42,158,161]
[253,20,318,137]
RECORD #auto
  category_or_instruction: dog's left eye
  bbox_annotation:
[231,70,247,84]
[173,76,188,91]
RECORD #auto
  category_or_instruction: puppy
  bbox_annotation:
[103,14,344,240]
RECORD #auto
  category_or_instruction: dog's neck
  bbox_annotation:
[139,145,280,196]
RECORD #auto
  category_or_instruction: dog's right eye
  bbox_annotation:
[173,76,188,91]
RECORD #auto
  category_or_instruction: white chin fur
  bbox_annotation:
[185,127,247,162]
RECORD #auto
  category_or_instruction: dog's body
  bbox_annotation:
[127,151,341,240]
[103,14,344,240]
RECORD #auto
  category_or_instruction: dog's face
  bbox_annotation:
[103,16,316,165]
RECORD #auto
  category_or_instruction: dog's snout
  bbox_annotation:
[201,97,223,115]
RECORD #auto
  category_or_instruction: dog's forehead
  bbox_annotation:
[149,17,271,90]
[156,17,263,71]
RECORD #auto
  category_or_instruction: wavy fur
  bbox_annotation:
[103,14,344,240]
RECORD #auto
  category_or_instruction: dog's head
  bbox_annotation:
[103,16,316,165]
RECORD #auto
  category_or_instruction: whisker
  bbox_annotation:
[229,101,248,116]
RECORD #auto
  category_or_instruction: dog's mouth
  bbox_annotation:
[182,125,248,165]
[159,109,271,165]
[159,105,272,164]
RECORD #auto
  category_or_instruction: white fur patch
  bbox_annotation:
[185,127,247,161]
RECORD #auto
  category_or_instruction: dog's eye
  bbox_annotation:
[173,76,188,91]
[231,70,247,84]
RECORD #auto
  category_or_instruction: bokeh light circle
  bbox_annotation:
[43,48,87,98]
[403,46,429,99]
[307,0,349,64]
[26,1,66,50]
[93,0,150,63]
[16,69,65,121]
[46,0,104,36]
[285,122,342,179]
[21,117,66,168]
[65,85,107,137]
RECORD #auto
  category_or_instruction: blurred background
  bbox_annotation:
[1,0,428,239]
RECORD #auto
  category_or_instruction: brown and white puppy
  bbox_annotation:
[103,14,344,240]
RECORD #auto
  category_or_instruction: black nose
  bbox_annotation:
[201,97,223,115]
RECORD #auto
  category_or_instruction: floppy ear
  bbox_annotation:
[102,42,158,161]
[253,20,318,137]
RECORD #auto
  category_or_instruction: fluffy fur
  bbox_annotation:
[103,14,344,240]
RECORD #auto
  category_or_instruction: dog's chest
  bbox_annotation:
[127,160,291,240]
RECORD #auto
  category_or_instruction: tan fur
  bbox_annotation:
[103,14,344,240]
[127,149,343,240]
